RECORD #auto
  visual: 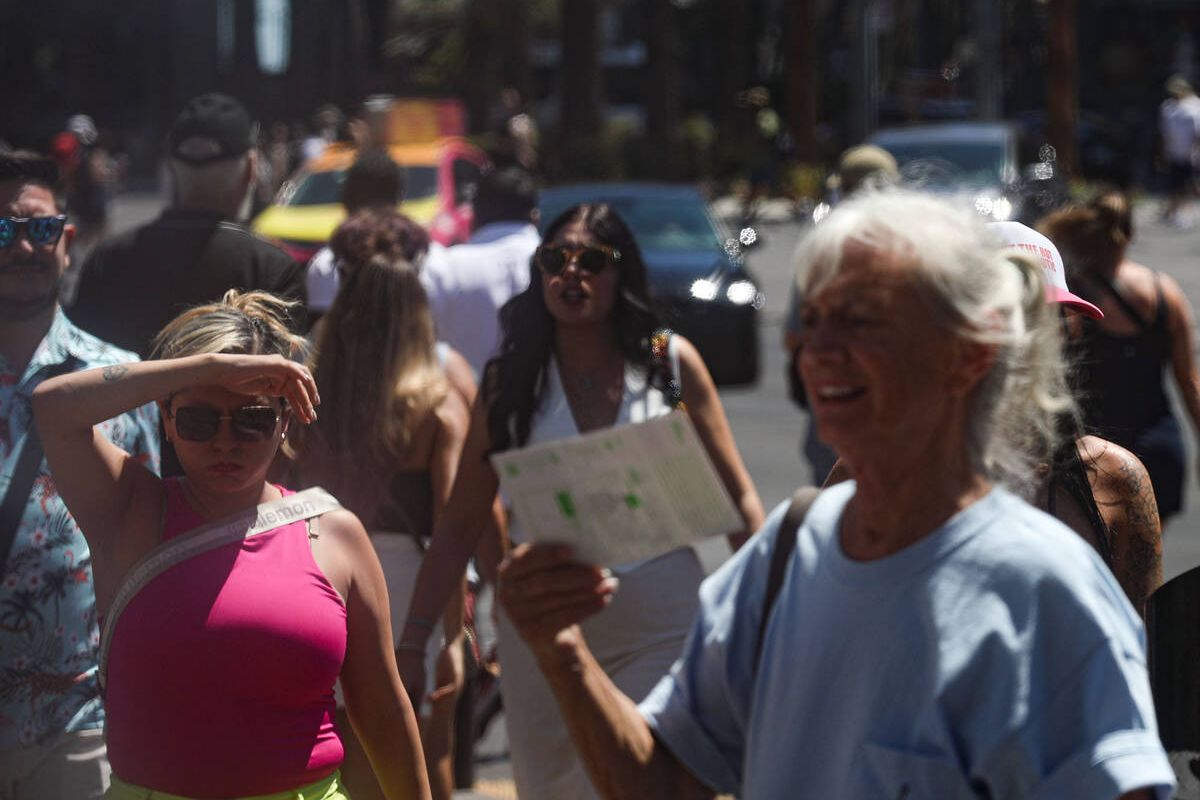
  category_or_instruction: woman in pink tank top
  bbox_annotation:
[34,291,431,800]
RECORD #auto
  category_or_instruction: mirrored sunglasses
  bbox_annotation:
[172,405,280,443]
[534,243,621,276]
[0,215,68,249]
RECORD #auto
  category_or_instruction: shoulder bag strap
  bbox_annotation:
[0,361,75,573]
[99,486,341,689]
[651,328,685,410]
[753,486,821,675]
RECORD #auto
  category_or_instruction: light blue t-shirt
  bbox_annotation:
[639,481,1175,799]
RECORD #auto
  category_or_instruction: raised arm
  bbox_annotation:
[675,336,765,548]
[396,396,500,701]
[498,543,716,800]
[33,354,317,601]
[329,509,433,800]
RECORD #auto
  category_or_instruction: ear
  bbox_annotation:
[948,340,997,398]
[242,151,259,187]
[59,222,76,273]
[157,399,173,442]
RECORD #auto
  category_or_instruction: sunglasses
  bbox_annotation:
[0,216,68,249]
[171,405,281,443]
[534,243,621,276]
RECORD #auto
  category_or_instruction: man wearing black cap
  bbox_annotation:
[67,93,306,358]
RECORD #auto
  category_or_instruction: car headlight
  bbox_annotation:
[690,278,719,301]
[725,280,760,306]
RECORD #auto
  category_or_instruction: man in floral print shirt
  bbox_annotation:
[0,152,158,799]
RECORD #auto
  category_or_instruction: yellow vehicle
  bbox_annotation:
[253,137,489,263]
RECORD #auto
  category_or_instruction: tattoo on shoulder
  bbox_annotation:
[102,365,129,382]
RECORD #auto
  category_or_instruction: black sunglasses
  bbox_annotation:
[534,243,621,276]
[171,405,280,443]
[0,216,68,249]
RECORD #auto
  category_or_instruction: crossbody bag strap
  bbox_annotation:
[99,486,341,689]
[651,328,685,410]
[753,486,821,675]
[0,361,75,574]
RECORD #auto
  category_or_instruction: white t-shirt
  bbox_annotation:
[306,242,449,313]
[1160,95,1200,163]
[422,222,539,378]
[641,482,1175,799]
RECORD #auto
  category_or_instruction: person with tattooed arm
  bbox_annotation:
[0,151,158,799]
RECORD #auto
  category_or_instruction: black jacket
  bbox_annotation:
[68,209,307,358]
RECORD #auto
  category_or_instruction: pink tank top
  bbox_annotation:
[105,479,347,797]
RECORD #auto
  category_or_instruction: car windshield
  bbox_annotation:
[543,195,722,251]
[877,141,1008,187]
[287,165,439,205]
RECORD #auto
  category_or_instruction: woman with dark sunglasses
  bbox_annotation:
[396,203,764,799]
[32,290,431,800]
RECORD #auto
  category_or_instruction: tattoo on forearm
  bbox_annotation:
[1113,458,1163,612]
[102,365,128,382]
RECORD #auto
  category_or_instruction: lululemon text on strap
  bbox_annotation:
[98,486,342,689]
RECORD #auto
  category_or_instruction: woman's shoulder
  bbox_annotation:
[1076,435,1151,497]
[964,489,1133,611]
[433,382,470,438]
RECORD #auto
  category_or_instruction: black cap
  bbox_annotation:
[167,93,256,165]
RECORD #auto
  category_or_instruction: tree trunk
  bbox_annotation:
[646,0,682,178]
[463,0,501,132]
[788,0,817,162]
[558,0,603,176]
[233,0,259,107]
[1045,0,1077,179]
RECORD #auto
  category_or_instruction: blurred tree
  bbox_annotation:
[462,0,533,133]
[1046,0,1078,178]
[645,0,683,178]
[788,0,816,161]
[558,0,604,177]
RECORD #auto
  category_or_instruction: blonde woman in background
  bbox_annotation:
[289,208,485,800]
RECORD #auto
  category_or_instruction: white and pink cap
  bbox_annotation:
[989,221,1104,319]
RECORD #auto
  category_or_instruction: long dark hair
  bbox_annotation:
[483,203,664,452]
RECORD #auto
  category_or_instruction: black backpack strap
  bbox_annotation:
[0,361,74,573]
[753,486,821,674]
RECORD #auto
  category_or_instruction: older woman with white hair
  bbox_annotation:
[496,190,1173,799]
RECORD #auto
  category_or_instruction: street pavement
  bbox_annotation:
[101,188,1200,797]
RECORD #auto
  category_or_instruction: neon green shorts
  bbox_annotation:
[105,770,349,800]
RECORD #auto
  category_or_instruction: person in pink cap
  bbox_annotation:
[991,219,1163,616]
[1040,192,1200,527]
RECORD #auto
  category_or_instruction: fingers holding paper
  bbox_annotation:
[498,543,618,653]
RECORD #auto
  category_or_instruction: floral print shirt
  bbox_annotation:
[0,310,159,749]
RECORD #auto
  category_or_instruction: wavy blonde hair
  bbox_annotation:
[292,253,447,499]
[150,289,304,361]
